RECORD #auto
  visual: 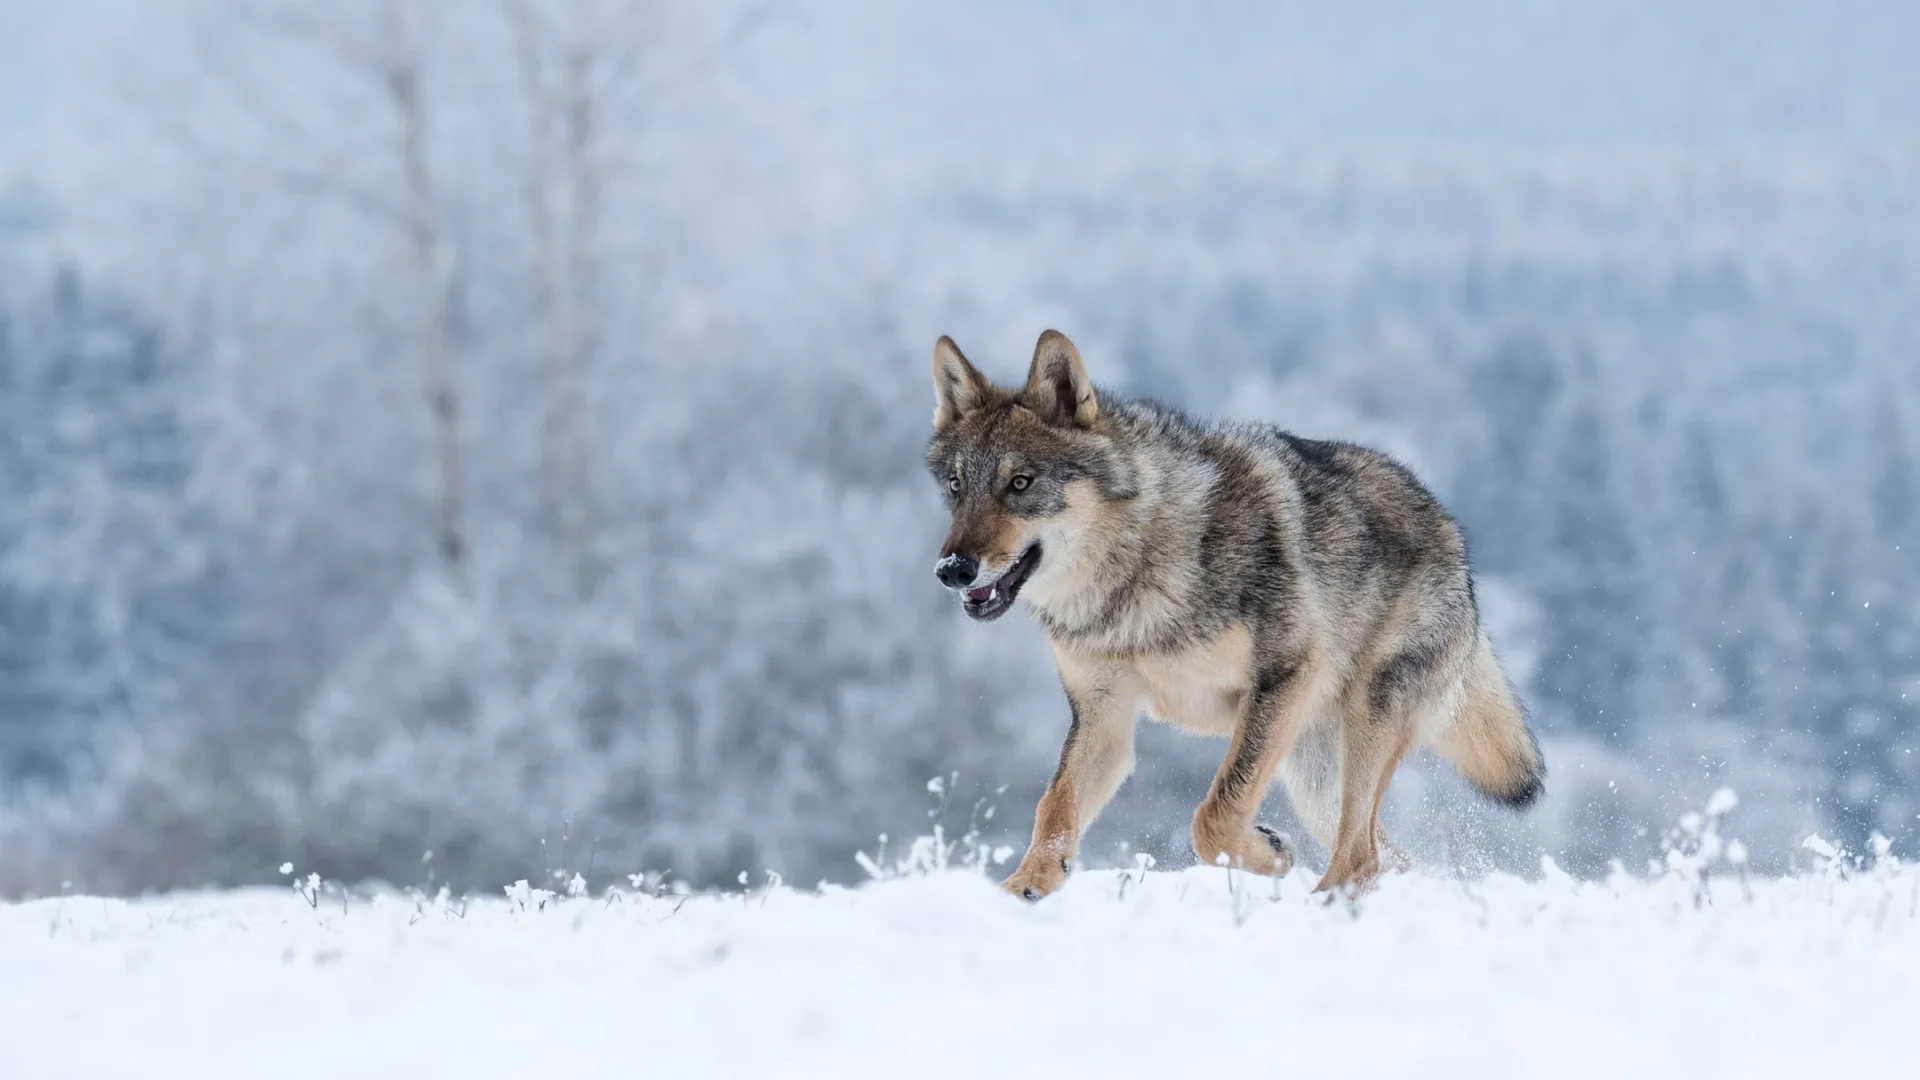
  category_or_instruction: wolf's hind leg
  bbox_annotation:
[1315,715,1412,895]
[1191,650,1324,877]
[1316,649,1439,894]
[1277,722,1341,850]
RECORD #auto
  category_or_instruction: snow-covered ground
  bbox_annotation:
[6,855,1918,1079]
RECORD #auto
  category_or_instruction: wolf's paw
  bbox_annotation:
[1254,825,1296,876]
[1313,856,1385,898]
[1001,856,1070,902]
[1192,820,1293,877]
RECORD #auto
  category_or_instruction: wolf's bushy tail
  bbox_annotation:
[1435,638,1544,809]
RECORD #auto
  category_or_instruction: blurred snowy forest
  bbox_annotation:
[2,0,1918,894]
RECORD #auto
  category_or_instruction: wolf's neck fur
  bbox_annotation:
[1026,399,1239,656]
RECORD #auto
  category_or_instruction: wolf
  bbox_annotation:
[925,329,1544,899]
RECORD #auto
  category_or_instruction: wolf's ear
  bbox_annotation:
[932,336,991,431]
[1023,329,1098,429]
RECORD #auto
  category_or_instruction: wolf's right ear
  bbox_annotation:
[932,336,990,431]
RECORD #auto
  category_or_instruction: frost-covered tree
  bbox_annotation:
[0,267,215,783]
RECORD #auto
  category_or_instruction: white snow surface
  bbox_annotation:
[5,864,1919,1079]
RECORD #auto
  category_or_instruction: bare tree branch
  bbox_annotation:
[632,2,780,104]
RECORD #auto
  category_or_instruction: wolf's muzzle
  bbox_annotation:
[935,553,980,589]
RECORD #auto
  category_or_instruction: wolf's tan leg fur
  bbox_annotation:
[1315,704,1414,894]
[1003,661,1139,901]
[1189,653,1321,877]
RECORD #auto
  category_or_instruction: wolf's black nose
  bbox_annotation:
[935,554,979,589]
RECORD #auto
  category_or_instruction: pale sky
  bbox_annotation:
[6,1,1920,226]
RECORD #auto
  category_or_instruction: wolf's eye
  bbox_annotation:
[947,474,962,493]
[1009,475,1032,492]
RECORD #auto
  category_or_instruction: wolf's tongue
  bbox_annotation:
[966,583,995,604]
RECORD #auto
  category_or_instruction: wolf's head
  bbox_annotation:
[924,330,1136,622]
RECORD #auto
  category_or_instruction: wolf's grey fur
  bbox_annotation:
[926,330,1544,899]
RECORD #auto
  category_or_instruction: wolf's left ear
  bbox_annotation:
[932,336,991,431]
[1024,329,1098,429]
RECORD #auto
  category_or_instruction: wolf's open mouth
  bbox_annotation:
[962,544,1042,622]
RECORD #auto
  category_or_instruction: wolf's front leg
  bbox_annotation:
[1191,649,1322,878]
[1004,660,1139,901]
